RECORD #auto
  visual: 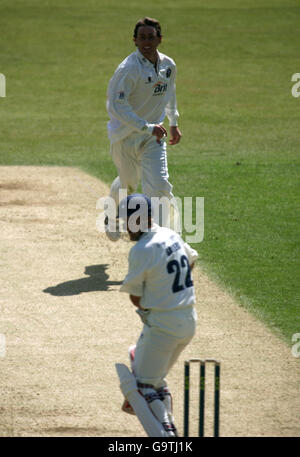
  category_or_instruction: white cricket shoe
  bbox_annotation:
[104,216,121,242]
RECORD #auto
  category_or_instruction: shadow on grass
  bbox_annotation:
[43,264,122,296]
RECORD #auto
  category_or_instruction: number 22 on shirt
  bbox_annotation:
[167,255,193,293]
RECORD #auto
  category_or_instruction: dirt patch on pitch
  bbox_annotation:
[0,166,299,437]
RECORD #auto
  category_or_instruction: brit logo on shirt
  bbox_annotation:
[153,81,168,95]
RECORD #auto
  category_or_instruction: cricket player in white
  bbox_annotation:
[115,194,198,437]
[105,17,182,240]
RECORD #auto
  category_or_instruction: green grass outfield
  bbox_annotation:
[1,0,299,343]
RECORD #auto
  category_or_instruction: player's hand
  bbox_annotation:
[169,126,182,145]
[136,308,150,326]
[152,124,168,143]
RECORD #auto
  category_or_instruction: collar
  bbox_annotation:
[136,49,160,69]
[139,222,160,240]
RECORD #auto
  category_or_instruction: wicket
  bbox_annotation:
[184,358,221,437]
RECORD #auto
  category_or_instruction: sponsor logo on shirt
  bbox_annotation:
[118,91,125,100]
[153,81,168,95]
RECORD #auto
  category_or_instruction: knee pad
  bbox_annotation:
[115,364,169,437]
[156,386,178,436]
[138,384,175,436]
[157,386,174,418]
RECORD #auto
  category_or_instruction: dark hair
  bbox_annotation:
[133,17,162,38]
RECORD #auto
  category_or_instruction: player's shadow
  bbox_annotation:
[43,264,122,296]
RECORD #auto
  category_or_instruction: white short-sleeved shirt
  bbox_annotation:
[120,224,197,311]
[107,50,179,143]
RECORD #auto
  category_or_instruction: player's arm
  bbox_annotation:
[165,67,181,145]
[129,294,144,309]
[107,69,147,131]
[130,295,150,326]
[120,246,151,299]
[183,242,198,269]
[108,68,165,141]
[120,246,153,326]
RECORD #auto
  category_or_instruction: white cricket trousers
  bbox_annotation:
[133,306,197,388]
[109,131,173,204]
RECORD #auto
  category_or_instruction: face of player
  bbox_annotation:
[134,25,161,63]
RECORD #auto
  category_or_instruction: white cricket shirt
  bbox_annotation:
[106,49,179,143]
[120,225,198,311]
